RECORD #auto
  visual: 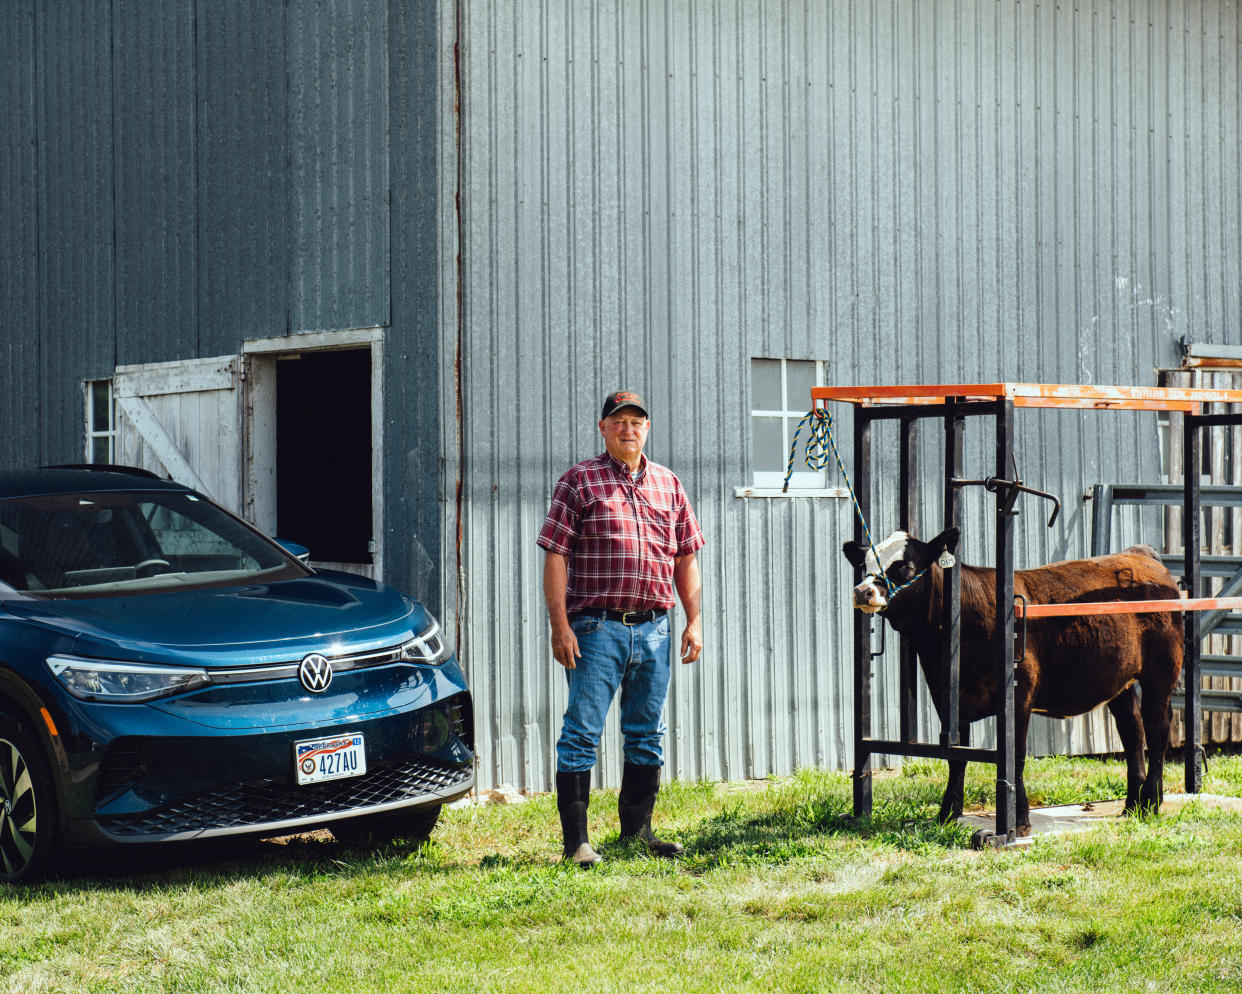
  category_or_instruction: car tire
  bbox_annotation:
[0,712,59,885]
[329,804,441,848]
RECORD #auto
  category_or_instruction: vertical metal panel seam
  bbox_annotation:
[31,0,42,464]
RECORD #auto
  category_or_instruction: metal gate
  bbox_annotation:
[1161,364,1242,746]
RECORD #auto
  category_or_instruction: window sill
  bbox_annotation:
[733,487,849,499]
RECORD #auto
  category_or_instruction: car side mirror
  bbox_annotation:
[274,539,311,566]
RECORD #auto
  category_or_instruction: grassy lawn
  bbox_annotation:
[5,754,1242,993]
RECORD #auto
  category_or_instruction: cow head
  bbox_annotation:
[841,527,960,613]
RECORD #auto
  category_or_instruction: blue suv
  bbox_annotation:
[0,468,474,883]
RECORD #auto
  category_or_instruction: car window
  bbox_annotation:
[0,490,306,598]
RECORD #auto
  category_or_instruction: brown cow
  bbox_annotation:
[842,526,1184,835]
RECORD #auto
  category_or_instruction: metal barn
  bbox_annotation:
[3,1,1241,791]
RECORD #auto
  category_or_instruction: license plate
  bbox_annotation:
[294,733,367,786]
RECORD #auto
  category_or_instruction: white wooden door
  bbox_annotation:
[113,355,246,515]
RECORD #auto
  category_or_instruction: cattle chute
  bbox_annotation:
[813,381,1242,847]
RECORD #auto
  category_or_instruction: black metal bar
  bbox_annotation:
[852,411,874,818]
[1183,413,1242,428]
[849,400,1005,422]
[1089,483,1114,556]
[994,400,1018,840]
[1184,414,1203,794]
[859,739,1001,764]
[1173,689,1242,712]
[1104,483,1242,508]
[899,416,919,745]
[1162,555,1242,578]
[943,403,964,746]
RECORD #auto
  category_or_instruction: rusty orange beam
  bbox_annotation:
[811,382,1242,413]
[1017,596,1242,619]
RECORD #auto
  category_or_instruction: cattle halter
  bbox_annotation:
[781,408,928,606]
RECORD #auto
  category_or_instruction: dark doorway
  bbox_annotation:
[276,349,372,564]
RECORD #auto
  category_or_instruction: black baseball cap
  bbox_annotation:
[601,390,649,419]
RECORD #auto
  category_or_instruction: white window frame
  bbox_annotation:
[83,378,117,464]
[737,358,846,499]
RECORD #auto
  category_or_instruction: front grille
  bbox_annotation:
[98,757,472,838]
[206,640,409,685]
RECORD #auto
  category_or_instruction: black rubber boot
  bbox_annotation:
[617,762,683,858]
[556,770,602,867]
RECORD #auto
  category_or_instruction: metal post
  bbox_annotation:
[852,412,874,818]
[1089,483,1114,557]
[899,416,919,745]
[942,403,964,746]
[1183,414,1203,794]
[994,400,1017,840]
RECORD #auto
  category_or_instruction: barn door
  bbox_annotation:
[113,355,246,515]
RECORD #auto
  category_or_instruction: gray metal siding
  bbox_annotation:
[34,0,118,462]
[450,0,1242,790]
[1,1,40,469]
[113,0,198,365]
[386,0,446,613]
[195,0,291,352]
[289,0,390,334]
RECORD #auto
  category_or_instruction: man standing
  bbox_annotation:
[538,390,704,867]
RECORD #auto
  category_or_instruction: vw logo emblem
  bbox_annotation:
[298,653,334,693]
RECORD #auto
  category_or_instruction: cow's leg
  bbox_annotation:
[937,725,969,824]
[1139,696,1172,811]
[1138,658,1180,811]
[1015,702,1032,836]
[1106,685,1147,813]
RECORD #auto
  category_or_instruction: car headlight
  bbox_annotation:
[399,620,452,666]
[46,655,211,702]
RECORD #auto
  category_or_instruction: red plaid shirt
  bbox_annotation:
[538,452,705,614]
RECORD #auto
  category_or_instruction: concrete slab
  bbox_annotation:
[959,793,1242,847]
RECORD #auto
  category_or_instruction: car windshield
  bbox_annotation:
[0,490,307,598]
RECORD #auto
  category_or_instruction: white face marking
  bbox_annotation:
[863,531,910,577]
[852,531,911,613]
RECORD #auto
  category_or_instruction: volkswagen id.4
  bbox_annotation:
[0,467,474,883]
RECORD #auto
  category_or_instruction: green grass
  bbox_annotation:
[5,754,1242,993]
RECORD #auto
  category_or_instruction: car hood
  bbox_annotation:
[2,574,424,664]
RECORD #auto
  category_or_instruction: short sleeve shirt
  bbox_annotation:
[537,451,705,614]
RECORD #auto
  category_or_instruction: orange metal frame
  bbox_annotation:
[813,381,1242,413]
[816,381,1242,620]
[1019,595,1242,619]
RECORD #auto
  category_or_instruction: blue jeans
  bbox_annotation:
[555,612,673,772]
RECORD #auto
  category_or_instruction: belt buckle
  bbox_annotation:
[621,610,642,626]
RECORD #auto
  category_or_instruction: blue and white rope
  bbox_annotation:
[781,407,931,606]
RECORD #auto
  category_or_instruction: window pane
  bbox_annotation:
[752,416,785,472]
[91,437,111,465]
[785,361,818,414]
[91,380,111,432]
[750,359,782,411]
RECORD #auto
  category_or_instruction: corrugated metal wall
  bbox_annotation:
[449,0,1242,790]
[0,2,39,470]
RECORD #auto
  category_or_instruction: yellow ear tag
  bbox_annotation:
[937,551,956,569]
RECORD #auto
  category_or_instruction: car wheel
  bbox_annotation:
[329,805,441,848]
[0,713,58,885]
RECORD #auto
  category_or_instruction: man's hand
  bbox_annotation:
[680,616,702,663]
[543,551,581,669]
[551,622,582,670]
[674,553,703,664]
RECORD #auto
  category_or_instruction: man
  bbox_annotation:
[538,390,704,867]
